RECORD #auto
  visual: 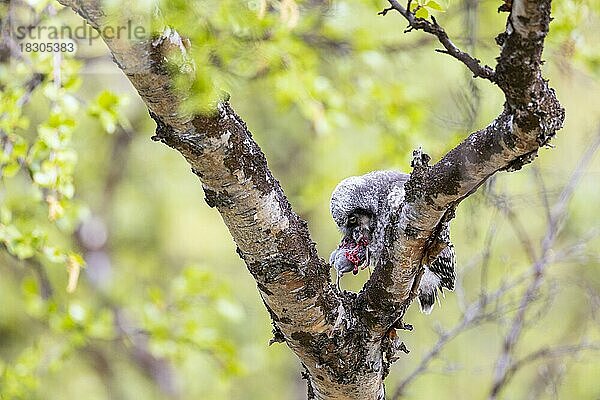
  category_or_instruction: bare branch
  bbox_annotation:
[487,192,537,263]
[54,0,567,398]
[532,165,553,226]
[494,342,600,399]
[380,0,495,81]
[29,259,53,300]
[391,262,534,399]
[478,211,498,303]
[515,342,600,372]
[358,0,564,335]
[392,177,599,398]
[489,129,600,399]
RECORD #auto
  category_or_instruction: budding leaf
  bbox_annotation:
[415,7,429,19]
[426,1,445,11]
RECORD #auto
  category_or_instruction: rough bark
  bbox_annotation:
[57,0,564,398]
[358,0,563,334]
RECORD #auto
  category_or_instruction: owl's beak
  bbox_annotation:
[338,232,369,272]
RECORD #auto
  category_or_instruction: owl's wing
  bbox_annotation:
[418,226,456,314]
[428,243,456,291]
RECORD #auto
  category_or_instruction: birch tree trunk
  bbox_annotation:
[57,0,564,398]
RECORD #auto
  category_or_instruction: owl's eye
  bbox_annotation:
[348,215,357,225]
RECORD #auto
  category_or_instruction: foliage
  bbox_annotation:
[1,0,599,399]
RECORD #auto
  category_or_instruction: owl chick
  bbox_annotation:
[329,170,456,314]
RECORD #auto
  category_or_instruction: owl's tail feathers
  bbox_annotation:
[418,290,436,315]
[417,267,453,314]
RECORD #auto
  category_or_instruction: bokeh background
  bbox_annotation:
[1,0,600,399]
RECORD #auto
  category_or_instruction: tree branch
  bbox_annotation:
[55,1,359,398]
[55,0,566,398]
[489,128,600,399]
[359,0,564,333]
[391,146,600,396]
[380,0,495,81]
[391,271,531,399]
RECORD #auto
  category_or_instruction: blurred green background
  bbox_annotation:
[1,0,600,399]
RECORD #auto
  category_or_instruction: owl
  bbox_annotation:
[329,170,456,314]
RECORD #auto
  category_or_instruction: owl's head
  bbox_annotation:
[331,175,378,235]
[328,208,372,276]
[330,175,379,271]
[329,171,409,275]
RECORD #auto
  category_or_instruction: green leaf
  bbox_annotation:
[58,181,75,199]
[88,91,124,134]
[13,241,35,260]
[97,90,120,110]
[415,7,429,19]
[0,224,21,243]
[425,1,445,11]
[68,252,85,267]
[38,126,61,149]
[11,139,29,159]
[47,113,76,130]
[22,276,39,296]
[0,205,11,224]
[2,160,21,178]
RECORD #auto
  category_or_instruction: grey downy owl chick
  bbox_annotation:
[329,170,456,314]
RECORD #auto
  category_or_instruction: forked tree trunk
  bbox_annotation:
[57,0,564,398]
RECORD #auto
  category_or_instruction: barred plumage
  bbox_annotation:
[419,242,456,314]
[329,170,456,314]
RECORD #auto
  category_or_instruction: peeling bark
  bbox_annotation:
[57,0,564,398]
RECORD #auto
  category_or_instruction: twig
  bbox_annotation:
[531,165,553,227]
[479,211,497,305]
[512,343,600,374]
[498,342,600,398]
[0,243,54,299]
[391,268,531,399]
[392,311,475,398]
[379,0,495,81]
[16,73,45,108]
[489,128,600,399]
[487,193,538,264]
[29,259,54,299]
[393,127,600,397]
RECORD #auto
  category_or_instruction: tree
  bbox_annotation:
[4,1,600,399]
[44,0,566,398]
